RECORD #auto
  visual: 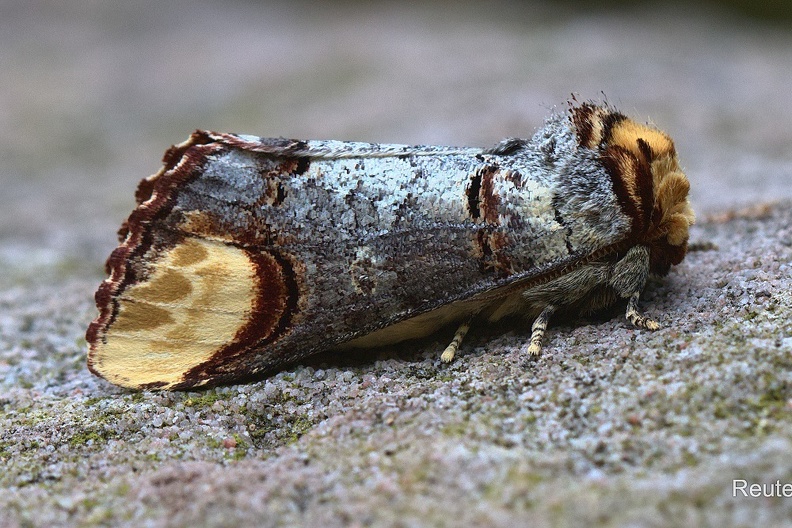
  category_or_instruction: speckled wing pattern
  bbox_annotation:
[87,104,694,389]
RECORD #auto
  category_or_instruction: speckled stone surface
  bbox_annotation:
[1,2,790,526]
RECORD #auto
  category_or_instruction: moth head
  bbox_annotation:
[572,103,695,275]
[611,119,694,275]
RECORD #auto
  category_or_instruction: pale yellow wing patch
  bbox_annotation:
[91,238,258,389]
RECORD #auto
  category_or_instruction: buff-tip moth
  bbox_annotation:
[86,102,694,390]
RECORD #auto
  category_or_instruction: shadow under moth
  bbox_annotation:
[87,102,694,390]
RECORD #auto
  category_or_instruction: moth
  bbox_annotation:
[87,102,694,390]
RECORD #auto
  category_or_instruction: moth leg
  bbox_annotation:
[626,292,660,330]
[441,318,472,363]
[526,305,556,355]
[610,245,660,331]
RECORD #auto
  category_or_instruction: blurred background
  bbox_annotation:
[1,0,791,284]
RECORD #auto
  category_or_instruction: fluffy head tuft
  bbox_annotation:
[572,103,695,275]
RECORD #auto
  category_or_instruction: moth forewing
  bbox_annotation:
[87,102,693,390]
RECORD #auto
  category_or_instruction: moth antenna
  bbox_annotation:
[525,305,556,355]
[626,292,660,330]
[441,318,473,363]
